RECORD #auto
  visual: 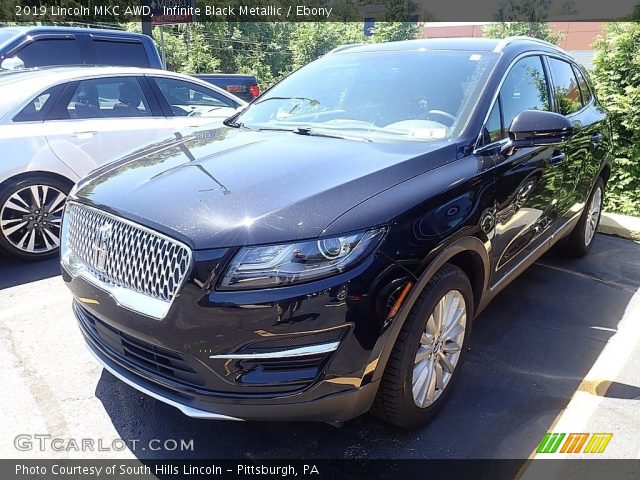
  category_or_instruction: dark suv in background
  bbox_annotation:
[61,37,612,428]
[0,26,162,69]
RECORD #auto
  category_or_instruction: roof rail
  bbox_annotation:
[493,35,566,53]
[326,43,365,55]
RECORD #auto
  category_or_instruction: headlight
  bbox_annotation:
[219,228,385,290]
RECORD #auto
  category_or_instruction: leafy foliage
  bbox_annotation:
[592,23,640,215]
[289,23,363,70]
[368,22,422,43]
[483,0,568,44]
[126,21,420,89]
[482,22,563,44]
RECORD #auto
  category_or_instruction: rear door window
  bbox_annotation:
[547,57,583,116]
[93,40,149,67]
[13,84,66,122]
[16,38,82,67]
[573,65,593,105]
[64,77,151,119]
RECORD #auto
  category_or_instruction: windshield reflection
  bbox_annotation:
[235,49,498,142]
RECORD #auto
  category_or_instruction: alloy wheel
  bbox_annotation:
[412,290,466,408]
[0,185,67,254]
[584,186,602,246]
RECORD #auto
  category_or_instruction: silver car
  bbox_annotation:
[0,66,245,260]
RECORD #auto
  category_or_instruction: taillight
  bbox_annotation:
[248,85,260,99]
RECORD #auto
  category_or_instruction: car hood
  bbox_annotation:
[73,126,457,250]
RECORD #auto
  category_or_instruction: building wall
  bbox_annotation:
[422,22,605,69]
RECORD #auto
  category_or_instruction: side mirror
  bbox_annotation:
[1,56,25,70]
[501,110,573,156]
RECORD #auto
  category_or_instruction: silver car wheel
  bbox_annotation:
[584,186,602,246]
[0,185,66,254]
[412,290,466,408]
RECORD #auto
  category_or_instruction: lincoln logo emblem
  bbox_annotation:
[93,224,113,272]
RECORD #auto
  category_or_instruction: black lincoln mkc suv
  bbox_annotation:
[61,37,612,428]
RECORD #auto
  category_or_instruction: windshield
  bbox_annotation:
[236,49,498,142]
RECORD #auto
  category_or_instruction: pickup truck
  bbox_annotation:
[193,73,260,102]
[0,26,163,70]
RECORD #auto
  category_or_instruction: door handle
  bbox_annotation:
[72,131,98,138]
[591,132,603,144]
[549,151,566,166]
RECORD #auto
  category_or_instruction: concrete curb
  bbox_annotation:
[599,212,640,241]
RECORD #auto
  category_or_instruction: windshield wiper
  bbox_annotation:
[254,125,371,142]
[256,126,295,132]
[223,110,247,128]
[292,126,371,142]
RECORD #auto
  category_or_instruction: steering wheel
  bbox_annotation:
[171,105,190,116]
[427,109,457,126]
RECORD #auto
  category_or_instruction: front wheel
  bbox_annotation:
[0,175,71,260]
[371,264,473,429]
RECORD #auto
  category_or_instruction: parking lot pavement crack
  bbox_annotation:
[535,261,637,293]
[59,396,96,403]
[0,322,71,447]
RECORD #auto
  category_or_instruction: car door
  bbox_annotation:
[544,56,609,222]
[147,75,242,130]
[44,76,175,178]
[476,55,567,287]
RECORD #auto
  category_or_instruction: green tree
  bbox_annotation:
[215,22,295,87]
[483,22,562,44]
[368,22,421,43]
[125,23,188,72]
[289,22,363,70]
[125,20,419,89]
[483,0,567,44]
[182,25,220,73]
[592,23,640,215]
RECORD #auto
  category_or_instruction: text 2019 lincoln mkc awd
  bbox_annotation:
[61,37,612,428]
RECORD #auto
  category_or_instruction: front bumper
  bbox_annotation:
[78,301,380,422]
[67,247,410,422]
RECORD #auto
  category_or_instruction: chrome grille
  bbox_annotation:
[65,202,192,303]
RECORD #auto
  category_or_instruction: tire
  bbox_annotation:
[562,177,605,258]
[371,263,474,429]
[0,175,72,261]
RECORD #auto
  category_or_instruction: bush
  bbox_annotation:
[483,22,563,44]
[592,23,640,215]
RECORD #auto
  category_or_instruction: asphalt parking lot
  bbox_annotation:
[1,234,639,461]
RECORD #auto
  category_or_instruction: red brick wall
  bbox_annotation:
[423,22,604,50]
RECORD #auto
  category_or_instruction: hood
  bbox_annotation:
[74,126,457,250]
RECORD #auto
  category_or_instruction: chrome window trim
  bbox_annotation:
[209,341,340,360]
[61,201,193,320]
